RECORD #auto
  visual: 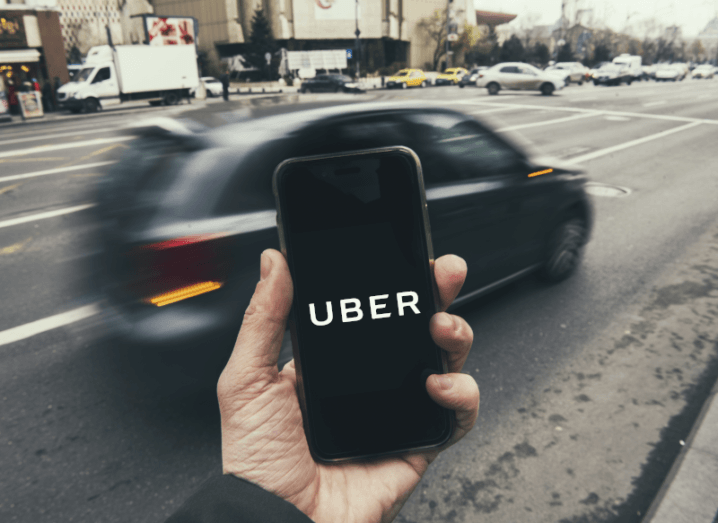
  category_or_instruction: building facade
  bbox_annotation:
[151,0,476,71]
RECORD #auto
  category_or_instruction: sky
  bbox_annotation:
[474,0,718,37]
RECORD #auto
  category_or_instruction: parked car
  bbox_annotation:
[95,103,592,369]
[300,74,362,93]
[545,62,586,85]
[191,77,224,97]
[592,63,632,86]
[477,62,565,95]
[435,67,468,85]
[385,69,428,89]
[691,64,714,79]
[458,67,488,87]
[641,64,657,80]
[655,64,683,82]
[612,54,643,81]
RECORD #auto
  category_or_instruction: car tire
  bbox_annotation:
[538,217,586,283]
[401,82,408,89]
[578,80,583,86]
[540,83,554,96]
[83,98,100,113]
[163,91,180,105]
[459,83,465,88]
[593,80,599,86]
[627,79,632,85]
[487,82,500,95]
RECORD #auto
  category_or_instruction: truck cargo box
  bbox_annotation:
[114,45,199,94]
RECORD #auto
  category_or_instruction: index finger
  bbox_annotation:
[434,255,467,311]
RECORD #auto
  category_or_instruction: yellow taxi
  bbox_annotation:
[385,69,427,89]
[434,67,468,85]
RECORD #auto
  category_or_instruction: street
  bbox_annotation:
[1,80,718,522]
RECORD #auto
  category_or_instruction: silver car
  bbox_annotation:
[476,62,565,96]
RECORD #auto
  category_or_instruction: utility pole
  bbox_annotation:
[355,0,361,79]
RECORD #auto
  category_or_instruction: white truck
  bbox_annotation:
[612,54,643,82]
[57,45,200,113]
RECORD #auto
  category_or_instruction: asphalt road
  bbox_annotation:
[1,80,718,523]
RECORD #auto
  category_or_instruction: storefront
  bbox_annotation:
[0,7,69,113]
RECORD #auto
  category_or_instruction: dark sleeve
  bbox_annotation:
[166,475,315,523]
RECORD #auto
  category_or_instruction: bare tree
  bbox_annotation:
[416,10,447,72]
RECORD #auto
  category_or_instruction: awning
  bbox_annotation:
[0,49,41,64]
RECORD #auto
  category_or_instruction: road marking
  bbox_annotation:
[496,112,598,132]
[0,203,96,230]
[453,100,718,125]
[0,161,115,184]
[0,237,32,255]
[568,121,702,164]
[59,143,128,168]
[643,100,667,107]
[0,157,67,164]
[0,126,119,147]
[0,303,100,348]
[0,183,21,195]
[467,106,524,115]
[0,136,134,159]
[604,116,631,121]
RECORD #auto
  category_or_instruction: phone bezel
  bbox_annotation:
[273,146,454,462]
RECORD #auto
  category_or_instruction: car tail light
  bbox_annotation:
[126,233,233,306]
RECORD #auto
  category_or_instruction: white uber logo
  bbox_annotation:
[309,292,420,326]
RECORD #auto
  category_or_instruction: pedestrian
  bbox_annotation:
[164,250,480,522]
[32,78,40,92]
[219,69,230,101]
[7,77,19,115]
[42,79,54,112]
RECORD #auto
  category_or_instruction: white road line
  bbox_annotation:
[496,112,598,132]
[0,304,100,348]
[0,136,134,159]
[568,121,702,164]
[643,100,667,107]
[467,106,524,115]
[453,99,718,125]
[0,126,119,146]
[0,161,115,184]
[0,203,96,230]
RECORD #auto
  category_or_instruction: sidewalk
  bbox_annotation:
[642,375,718,523]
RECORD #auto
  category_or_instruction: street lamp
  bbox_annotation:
[355,0,361,79]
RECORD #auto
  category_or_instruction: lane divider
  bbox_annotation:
[0,303,100,348]
[568,121,703,164]
[0,203,96,230]
[0,161,116,184]
[496,112,599,132]
[0,136,135,159]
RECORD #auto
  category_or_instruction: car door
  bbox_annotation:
[515,66,542,90]
[90,66,120,105]
[403,111,533,292]
[498,66,520,89]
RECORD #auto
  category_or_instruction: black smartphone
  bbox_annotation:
[273,146,453,462]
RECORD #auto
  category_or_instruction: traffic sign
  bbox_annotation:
[346,49,353,59]
[447,33,458,42]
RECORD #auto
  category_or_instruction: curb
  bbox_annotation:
[641,373,718,522]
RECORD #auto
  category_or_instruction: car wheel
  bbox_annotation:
[578,80,583,86]
[540,83,554,96]
[627,79,632,85]
[401,82,408,89]
[487,82,500,95]
[83,98,100,113]
[163,91,180,105]
[459,83,465,88]
[538,217,586,283]
[593,80,599,86]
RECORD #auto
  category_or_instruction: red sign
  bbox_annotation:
[146,17,196,46]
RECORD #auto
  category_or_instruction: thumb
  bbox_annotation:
[221,249,294,389]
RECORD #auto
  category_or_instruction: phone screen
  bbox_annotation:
[276,149,452,460]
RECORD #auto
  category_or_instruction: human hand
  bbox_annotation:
[217,249,479,523]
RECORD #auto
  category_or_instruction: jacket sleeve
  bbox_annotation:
[166,474,315,523]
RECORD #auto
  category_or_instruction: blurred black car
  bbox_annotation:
[300,74,362,93]
[95,103,592,363]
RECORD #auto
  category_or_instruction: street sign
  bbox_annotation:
[447,33,458,42]
[346,49,353,60]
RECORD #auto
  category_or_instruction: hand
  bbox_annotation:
[217,249,479,523]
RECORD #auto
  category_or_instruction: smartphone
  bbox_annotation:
[273,146,453,462]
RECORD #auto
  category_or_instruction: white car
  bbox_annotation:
[477,62,565,96]
[692,65,714,79]
[655,64,683,82]
[545,62,587,85]
[191,76,224,97]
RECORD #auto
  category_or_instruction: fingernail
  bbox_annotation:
[435,313,453,329]
[435,375,453,390]
[260,251,273,280]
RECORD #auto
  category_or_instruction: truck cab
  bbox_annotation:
[56,46,120,113]
[612,54,643,82]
